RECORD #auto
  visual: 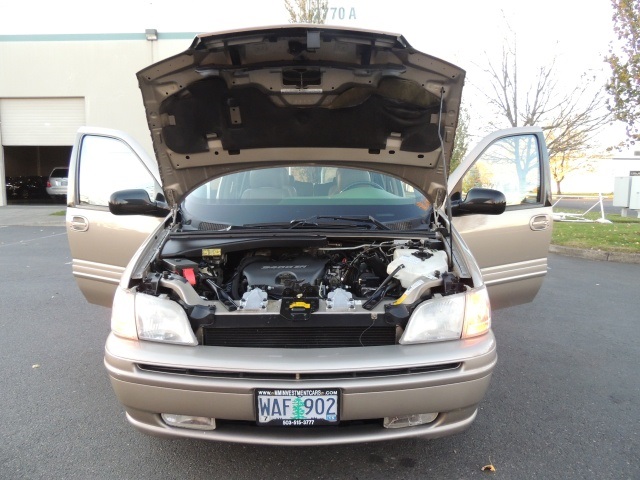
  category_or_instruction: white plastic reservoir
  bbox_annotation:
[387,249,449,288]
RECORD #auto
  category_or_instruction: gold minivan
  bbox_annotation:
[67,25,552,445]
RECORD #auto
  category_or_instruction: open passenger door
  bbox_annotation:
[449,127,553,310]
[66,127,165,307]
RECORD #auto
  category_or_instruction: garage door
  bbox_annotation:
[0,97,85,146]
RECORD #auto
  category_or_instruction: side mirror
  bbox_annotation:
[451,187,506,216]
[109,189,170,217]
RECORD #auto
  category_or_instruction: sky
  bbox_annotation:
[0,0,628,149]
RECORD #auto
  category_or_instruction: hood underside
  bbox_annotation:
[137,25,465,206]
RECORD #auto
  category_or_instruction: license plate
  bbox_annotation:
[255,388,340,426]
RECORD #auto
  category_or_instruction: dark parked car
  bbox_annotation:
[5,176,48,200]
[5,177,19,197]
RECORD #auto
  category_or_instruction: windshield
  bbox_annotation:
[181,166,432,230]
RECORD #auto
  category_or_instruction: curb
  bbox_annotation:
[549,245,640,265]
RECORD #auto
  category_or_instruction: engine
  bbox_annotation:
[134,237,466,347]
[224,243,404,303]
[241,255,329,297]
[148,238,454,310]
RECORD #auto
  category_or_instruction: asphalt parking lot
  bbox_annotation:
[0,224,638,479]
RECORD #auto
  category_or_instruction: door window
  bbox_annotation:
[461,134,541,207]
[77,135,160,206]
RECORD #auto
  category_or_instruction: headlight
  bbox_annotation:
[111,287,138,340]
[110,288,197,345]
[399,286,491,344]
[135,293,197,345]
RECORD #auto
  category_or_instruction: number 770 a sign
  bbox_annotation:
[328,6,357,20]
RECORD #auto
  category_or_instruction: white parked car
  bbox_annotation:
[67,25,552,445]
[46,166,68,202]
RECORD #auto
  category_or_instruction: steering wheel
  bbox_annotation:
[339,181,384,194]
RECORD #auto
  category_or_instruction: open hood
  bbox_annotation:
[137,25,465,206]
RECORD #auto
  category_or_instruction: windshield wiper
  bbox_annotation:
[288,217,319,229]
[312,215,391,230]
[287,215,390,230]
[232,222,291,229]
[241,215,390,230]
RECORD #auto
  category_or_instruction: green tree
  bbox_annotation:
[285,0,328,24]
[606,0,640,147]
[449,107,471,175]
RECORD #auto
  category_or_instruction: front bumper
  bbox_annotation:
[104,331,497,445]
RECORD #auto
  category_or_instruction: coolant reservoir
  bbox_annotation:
[388,249,449,288]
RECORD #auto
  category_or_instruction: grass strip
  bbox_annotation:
[552,210,640,253]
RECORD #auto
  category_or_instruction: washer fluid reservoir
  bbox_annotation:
[387,249,449,288]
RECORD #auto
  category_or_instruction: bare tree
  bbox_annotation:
[284,0,328,24]
[479,42,610,194]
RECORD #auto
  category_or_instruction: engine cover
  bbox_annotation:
[242,256,329,288]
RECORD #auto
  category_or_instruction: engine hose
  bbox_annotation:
[362,263,404,310]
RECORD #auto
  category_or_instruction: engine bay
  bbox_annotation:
[135,233,470,347]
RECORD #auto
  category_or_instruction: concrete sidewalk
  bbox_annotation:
[0,205,66,227]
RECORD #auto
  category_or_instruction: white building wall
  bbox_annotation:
[0,34,193,157]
